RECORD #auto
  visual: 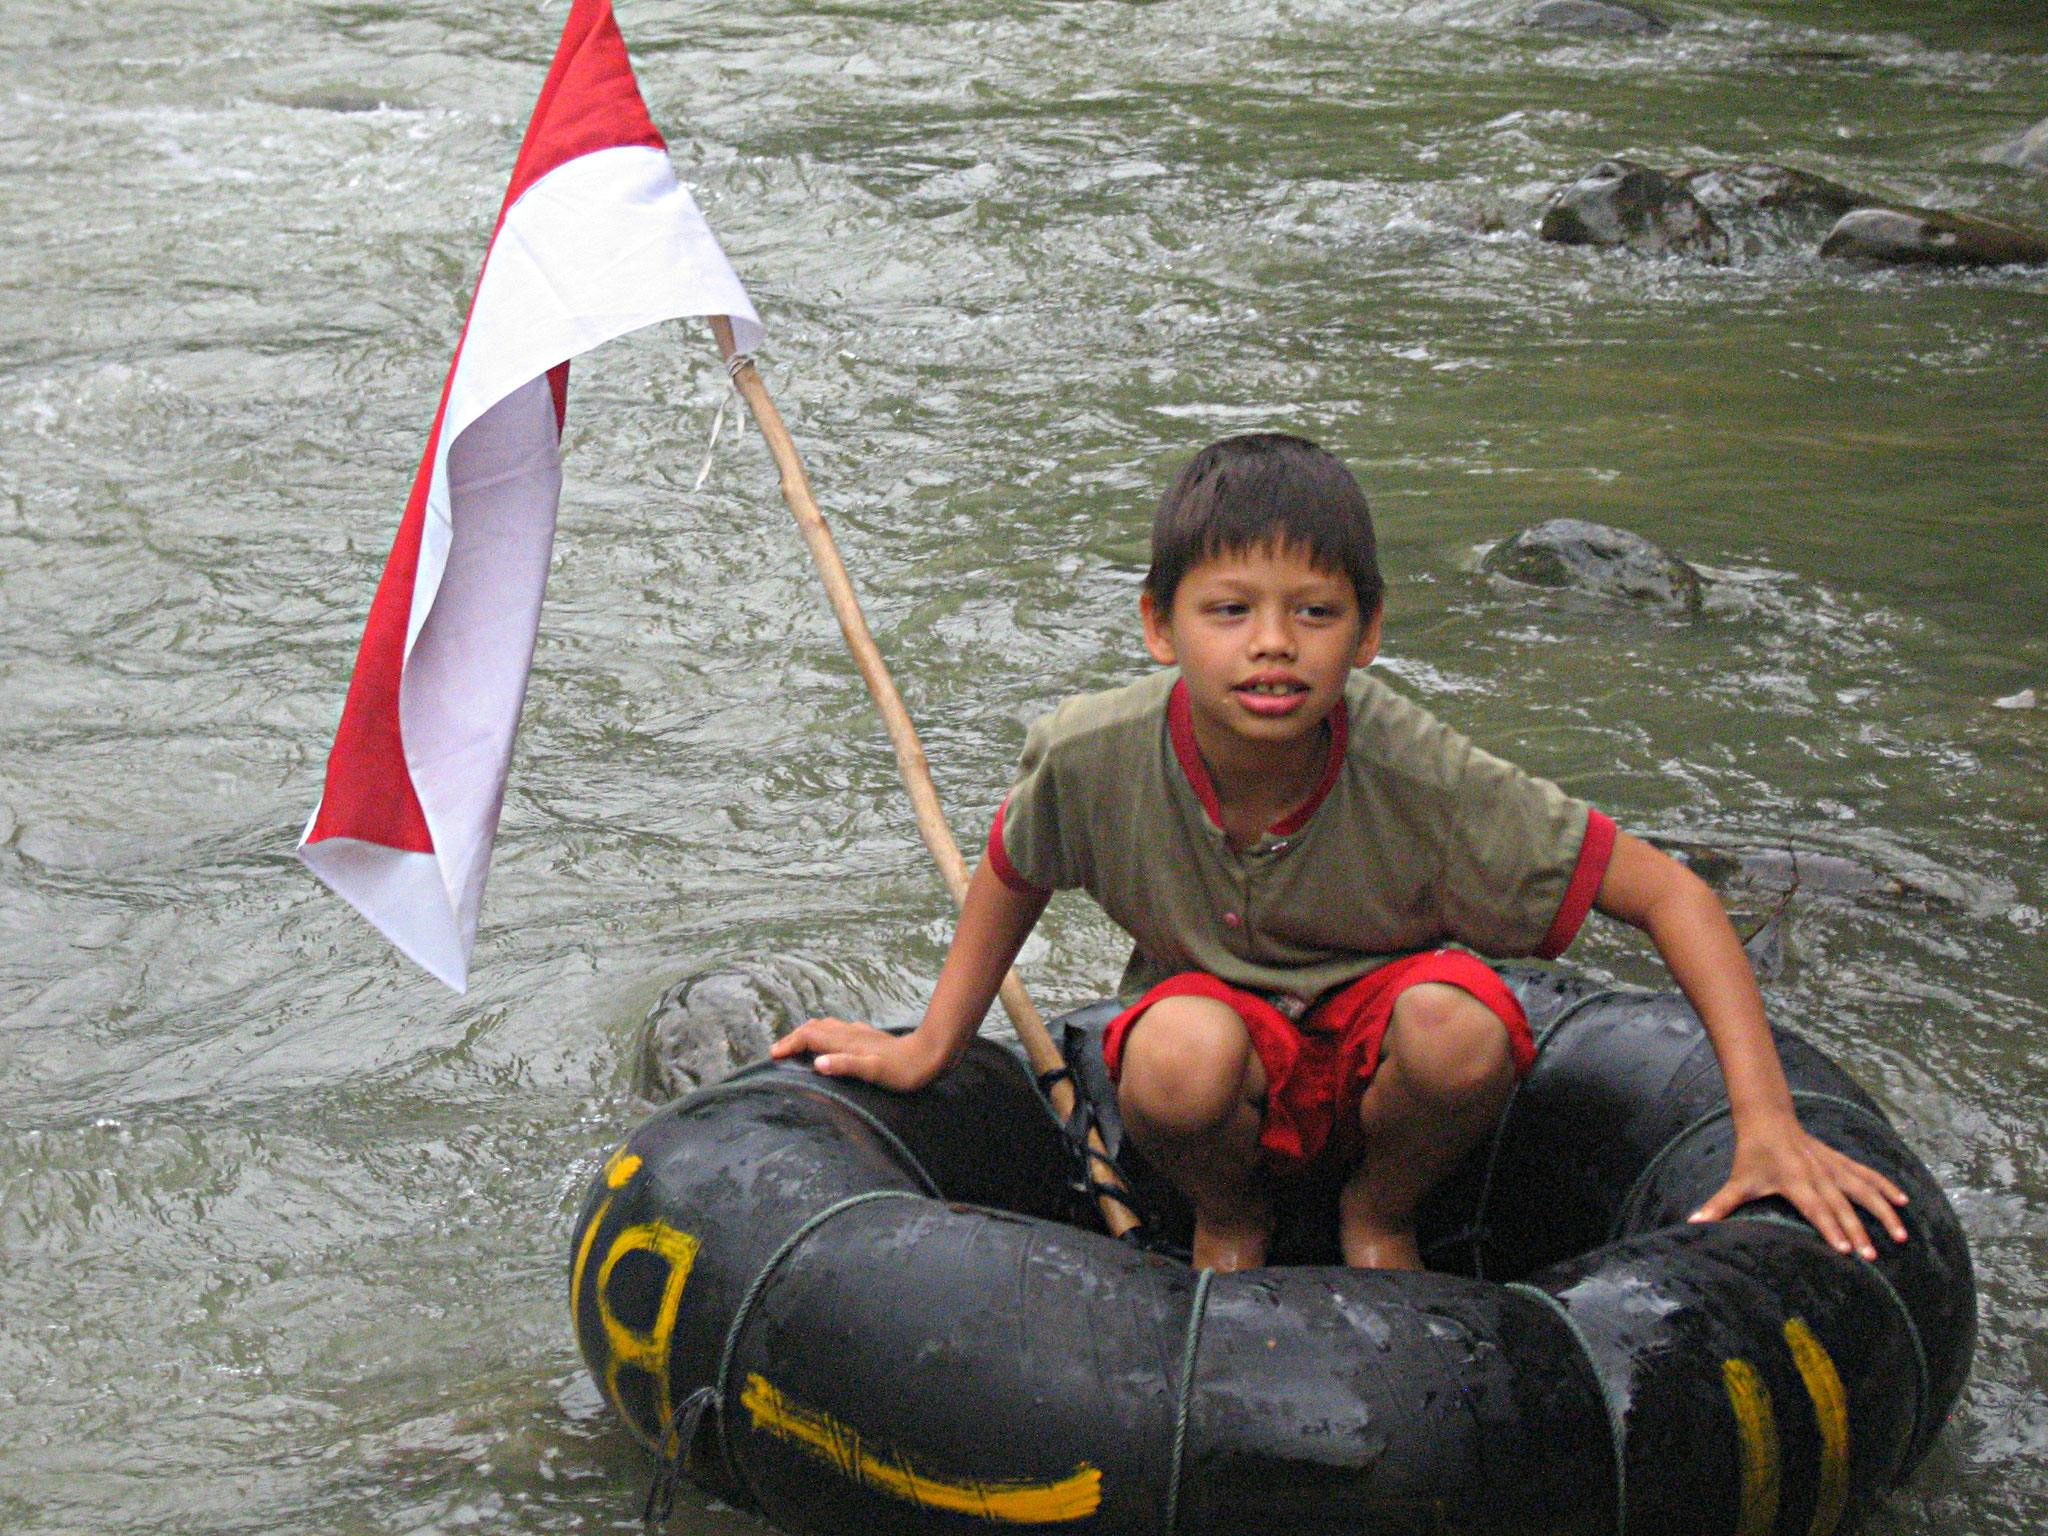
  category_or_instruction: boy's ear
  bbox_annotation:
[1139,589,1178,666]
[1353,604,1384,668]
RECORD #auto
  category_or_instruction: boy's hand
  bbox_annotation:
[1689,1112,1910,1261]
[1596,832,1911,1263]
[769,1016,945,1093]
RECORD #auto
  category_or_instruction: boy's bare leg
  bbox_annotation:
[1340,983,1516,1270]
[1116,996,1272,1272]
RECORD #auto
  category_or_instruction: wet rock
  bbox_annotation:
[1994,116,2048,172]
[1539,159,1727,257]
[1680,163,1865,220]
[1521,0,1668,36]
[1651,839,1931,903]
[1739,905,1787,982]
[639,969,789,1100]
[1819,206,2048,267]
[262,87,410,113]
[1482,519,1704,610]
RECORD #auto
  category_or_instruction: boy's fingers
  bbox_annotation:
[772,1016,871,1058]
[1815,1146,1910,1243]
[1689,1176,1755,1223]
[1792,1168,1879,1260]
[815,1050,908,1088]
[1843,1166,1911,1243]
[1690,1143,1906,1259]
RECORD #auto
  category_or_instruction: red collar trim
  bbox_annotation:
[1167,679,1348,839]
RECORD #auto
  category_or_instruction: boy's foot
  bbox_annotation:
[1339,1221,1422,1271]
[1192,1207,1274,1273]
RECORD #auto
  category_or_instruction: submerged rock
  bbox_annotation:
[1521,0,1668,36]
[1482,519,1703,610]
[1539,159,1727,257]
[1680,163,1865,220]
[1652,839,1932,903]
[639,969,789,1100]
[1994,116,2048,172]
[1739,904,1787,982]
[1819,206,2048,267]
[262,87,410,113]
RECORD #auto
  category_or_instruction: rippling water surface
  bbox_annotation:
[3,1,2044,1531]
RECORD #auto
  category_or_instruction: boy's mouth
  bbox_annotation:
[1232,674,1311,716]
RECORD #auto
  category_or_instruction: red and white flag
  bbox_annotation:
[299,0,760,991]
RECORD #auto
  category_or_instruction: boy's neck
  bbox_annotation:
[1185,706,1335,849]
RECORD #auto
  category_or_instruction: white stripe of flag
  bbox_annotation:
[299,0,761,990]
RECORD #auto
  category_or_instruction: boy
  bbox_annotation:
[772,433,1908,1272]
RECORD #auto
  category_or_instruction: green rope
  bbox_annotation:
[1507,1282,1627,1536]
[1162,1265,1217,1536]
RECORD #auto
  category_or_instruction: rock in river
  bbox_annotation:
[639,968,788,1100]
[1482,519,1704,611]
[1680,163,1865,220]
[1820,206,2048,267]
[1539,159,1727,257]
[1521,0,1668,36]
[1995,116,2048,172]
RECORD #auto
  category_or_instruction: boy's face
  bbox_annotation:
[1140,540,1381,755]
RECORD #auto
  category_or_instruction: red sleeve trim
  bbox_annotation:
[985,800,1049,896]
[1536,810,1616,960]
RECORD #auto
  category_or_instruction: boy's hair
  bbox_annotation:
[1146,433,1384,618]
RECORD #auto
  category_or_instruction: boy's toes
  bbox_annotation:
[1342,1226,1423,1271]
[1191,1211,1272,1273]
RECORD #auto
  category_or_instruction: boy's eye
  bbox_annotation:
[1299,603,1341,621]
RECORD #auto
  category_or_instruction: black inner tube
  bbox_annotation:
[569,966,1973,1536]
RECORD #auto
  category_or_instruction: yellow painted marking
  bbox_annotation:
[603,1147,643,1188]
[596,1220,701,1425]
[1723,1357,1782,1536]
[569,1194,614,1325]
[1784,1319,1850,1536]
[741,1373,1102,1523]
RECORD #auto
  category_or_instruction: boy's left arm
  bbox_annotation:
[1593,831,1909,1260]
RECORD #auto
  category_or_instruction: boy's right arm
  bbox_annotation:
[768,857,1051,1092]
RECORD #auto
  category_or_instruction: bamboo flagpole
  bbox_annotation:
[706,317,1137,1237]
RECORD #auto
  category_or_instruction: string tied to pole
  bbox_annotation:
[691,350,756,492]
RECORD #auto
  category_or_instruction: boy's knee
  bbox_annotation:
[1118,996,1260,1136]
[1383,982,1514,1102]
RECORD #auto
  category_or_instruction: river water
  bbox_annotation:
[2,1,2043,1532]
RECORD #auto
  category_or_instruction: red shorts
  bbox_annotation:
[1102,951,1535,1174]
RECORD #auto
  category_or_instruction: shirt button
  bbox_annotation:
[1223,912,1241,928]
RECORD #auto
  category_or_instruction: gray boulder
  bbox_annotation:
[1539,158,1728,257]
[1680,163,1865,220]
[1994,116,2048,172]
[1652,839,1932,904]
[1482,519,1704,611]
[1521,0,1668,36]
[639,968,789,1100]
[1820,206,2048,267]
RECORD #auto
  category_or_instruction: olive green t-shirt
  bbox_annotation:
[986,669,1615,1005]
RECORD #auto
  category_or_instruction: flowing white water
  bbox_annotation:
[2,2,2044,1531]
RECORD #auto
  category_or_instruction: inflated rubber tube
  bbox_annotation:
[569,967,1972,1536]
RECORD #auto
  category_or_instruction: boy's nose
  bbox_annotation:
[1248,611,1296,657]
